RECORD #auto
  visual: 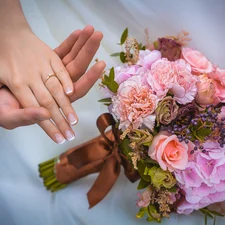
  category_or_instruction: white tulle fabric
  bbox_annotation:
[0,0,225,224]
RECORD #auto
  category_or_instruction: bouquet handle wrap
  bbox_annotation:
[39,113,140,208]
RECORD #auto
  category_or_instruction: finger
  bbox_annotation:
[31,79,76,141]
[62,25,94,65]
[0,107,50,129]
[44,76,78,125]
[11,84,67,144]
[69,61,106,103]
[54,30,81,59]
[50,56,74,95]
[66,31,103,82]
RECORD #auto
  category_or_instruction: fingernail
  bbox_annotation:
[65,86,73,94]
[65,130,75,141]
[68,114,77,125]
[55,134,66,144]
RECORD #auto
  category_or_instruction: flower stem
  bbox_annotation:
[38,157,67,192]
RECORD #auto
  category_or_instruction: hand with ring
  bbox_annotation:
[0,0,105,144]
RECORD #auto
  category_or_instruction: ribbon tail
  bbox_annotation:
[121,155,140,183]
[87,156,120,209]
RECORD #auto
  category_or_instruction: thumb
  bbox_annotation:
[0,107,50,130]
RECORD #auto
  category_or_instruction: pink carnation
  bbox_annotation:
[147,58,176,98]
[112,76,158,131]
[148,58,198,104]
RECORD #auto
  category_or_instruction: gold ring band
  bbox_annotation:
[45,74,57,84]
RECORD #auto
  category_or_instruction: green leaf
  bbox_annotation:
[98,98,112,103]
[110,52,121,57]
[167,186,177,193]
[120,28,128,45]
[120,52,126,63]
[119,138,132,160]
[103,74,110,82]
[104,103,111,106]
[137,160,151,182]
[137,178,150,190]
[109,67,115,80]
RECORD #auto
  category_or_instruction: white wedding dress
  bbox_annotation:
[1,0,225,224]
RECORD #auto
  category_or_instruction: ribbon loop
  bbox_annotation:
[55,113,140,208]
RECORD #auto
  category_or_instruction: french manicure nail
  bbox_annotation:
[55,134,66,144]
[65,86,73,94]
[65,130,75,141]
[68,114,77,125]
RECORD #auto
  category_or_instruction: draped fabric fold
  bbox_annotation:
[54,113,140,208]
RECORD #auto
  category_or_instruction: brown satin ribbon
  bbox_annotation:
[55,113,140,208]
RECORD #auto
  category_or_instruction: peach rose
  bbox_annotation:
[182,48,213,74]
[196,75,220,105]
[148,132,191,172]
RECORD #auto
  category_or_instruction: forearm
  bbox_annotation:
[0,0,31,38]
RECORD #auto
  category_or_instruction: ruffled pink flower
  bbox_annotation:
[175,142,225,214]
[209,67,225,86]
[137,49,161,69]
[148,132,192,172]
[171,59,198,104]
[147,58,176,98]
[112,76,158,130]
[182,47,213,74]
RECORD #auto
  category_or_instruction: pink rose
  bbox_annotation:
[137,50,161,69]
[148,132,190,172]
[112,76,157,131]
[182,48,213,74]
[209,67,225,86]
[213,80,225,102]
[195,75,220,105]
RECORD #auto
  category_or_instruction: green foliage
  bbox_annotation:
[120,28,128,45]
[137,178,150,190]
[119,138,132,160]
[120,51,126,63]
[102,67,119,93]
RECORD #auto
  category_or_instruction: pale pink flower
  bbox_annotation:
[112,76,158,130]
[147,58,176,98]
[182,47,213,74]
[114,65,139,84]
[213,80,225,103]
[148,132,191,172]
[136,186,152,207]
[195,75,220,105]
[137,49,161,69]
[171,59,198,104]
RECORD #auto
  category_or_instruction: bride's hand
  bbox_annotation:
[0,27,105,140]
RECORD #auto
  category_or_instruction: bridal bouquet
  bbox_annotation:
[99,29,225,224]
[39,28,225,225]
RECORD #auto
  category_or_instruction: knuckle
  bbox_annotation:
[47,79,62,96]
[41,97,55,108]
[11,78,22,89]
